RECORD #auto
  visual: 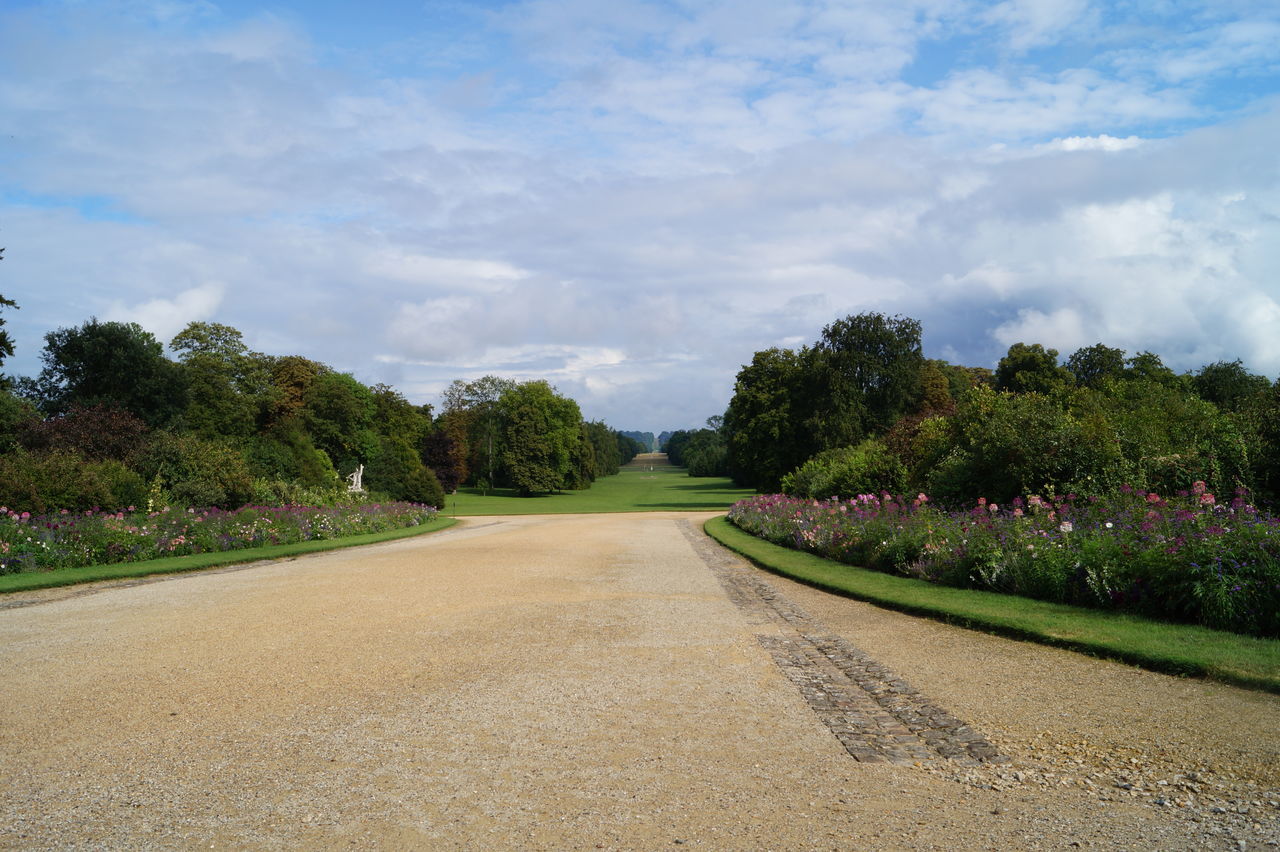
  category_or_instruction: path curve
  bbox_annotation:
[0,513,1275,849]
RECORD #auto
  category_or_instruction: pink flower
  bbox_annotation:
[977,497,987,507]
[1147,493,1161,504]
[1012,508,1024,517]
[988,503,999,513]
[1191,481,1207,495]
[1199,493,1215,505]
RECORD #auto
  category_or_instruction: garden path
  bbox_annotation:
[0,513,1275,849]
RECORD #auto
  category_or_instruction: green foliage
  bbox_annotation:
[724,347,813,491]
[500,380,582,495]
[1088,379,1250,497]
[365,434,445,508]
[443,375,516,490]
[994,342,1074,395]
[0,293,17,380]
[171,322,273,439]
[780,440,908,500]
[1191,359,1271,412]
[584,421,622,478]
[136,433,255,510]
[810,313,924,444]
[0,449,144,513]
[31,318,188,427]
[0,387,38,452]
[925,385,1116,503]
[302,371,377,472]
[1066,343,1126,389]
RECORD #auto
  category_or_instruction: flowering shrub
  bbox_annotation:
[727,483,1280,638]
[0,502,438,575]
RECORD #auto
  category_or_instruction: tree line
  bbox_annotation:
[720,312,1280,507]
[0,305,644,513]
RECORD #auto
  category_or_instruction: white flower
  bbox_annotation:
[1058,521,1073,533]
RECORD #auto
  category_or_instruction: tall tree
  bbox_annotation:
[30,319,187,427]
[499,380,582,495]
[810,312,924,444]
[1191,360,1271,412]
[1066,343,1127,389]
[171,321,271,438]
[994,342,1074,395]
[443,375,516,491]
[723,347,812,491]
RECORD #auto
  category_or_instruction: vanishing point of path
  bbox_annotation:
[1,513,1277,849]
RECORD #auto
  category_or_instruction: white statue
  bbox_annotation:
[346,464,365,493]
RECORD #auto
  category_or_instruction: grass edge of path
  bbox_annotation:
[0,517,459,594]
[703,516,1280,695]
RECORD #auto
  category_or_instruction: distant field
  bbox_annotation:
[446,453,754,515]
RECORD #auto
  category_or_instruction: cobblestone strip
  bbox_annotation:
[680,520,1007,766]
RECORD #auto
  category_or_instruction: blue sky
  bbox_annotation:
[1,0,1278,431]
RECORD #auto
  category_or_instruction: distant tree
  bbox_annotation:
[1191,360,1271,412]
[370,383,430,444]
[584,421,622,478]
[1066,343,1127,389]
[615,432,643,465]
[917,359,956,415]
[29,319,187,427]
[994,342,1074,395]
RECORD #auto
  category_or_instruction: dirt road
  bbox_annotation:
[1,513,1276,849]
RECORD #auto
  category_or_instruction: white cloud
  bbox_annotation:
[107,283,226,345]
[3,0,1279,435]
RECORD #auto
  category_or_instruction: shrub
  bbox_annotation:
[781,439,907,500]
[0,449,143,513]
[136,433,255,510]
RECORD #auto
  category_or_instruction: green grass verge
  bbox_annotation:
[0,517,458,595]
[446,459,753,516]
[704,516,1280,694]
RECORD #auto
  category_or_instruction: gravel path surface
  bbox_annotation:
[0,513,1276,850]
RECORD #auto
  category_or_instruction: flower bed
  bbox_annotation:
[0,502,438,574]
[727,485,1280,638]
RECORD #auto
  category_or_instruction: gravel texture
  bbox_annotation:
[0,512,1276,850]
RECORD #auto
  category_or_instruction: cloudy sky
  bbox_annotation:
[1,0,1278,431]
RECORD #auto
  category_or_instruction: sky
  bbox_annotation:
[1,0,1278,433]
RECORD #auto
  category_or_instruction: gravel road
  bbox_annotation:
[0,513,1276,850]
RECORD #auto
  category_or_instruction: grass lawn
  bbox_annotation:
[0,517,458,595]
[446,455,754,515]
[705,516,1280,694]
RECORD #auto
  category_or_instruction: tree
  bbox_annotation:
[171,321,272,439]
[30,319,187,427]
[723,347,813,491]
[0,293,17,384]
[443,375,516,491]
[301,372,378,473]
[420,427,466,492]
[810,313,924,444]
[994,342,1073,395]
[1066,343,1126,389]
[1191,360,1271,412]
[499,380,583,495]
[1124,351,1184,389]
